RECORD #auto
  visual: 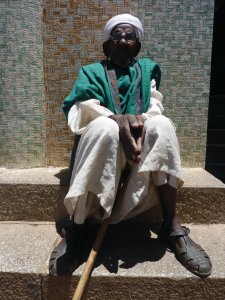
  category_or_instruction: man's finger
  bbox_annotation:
[135,127,144,151]
[127,115,140,129]
[135,115,144,128]
[110,114,142,163]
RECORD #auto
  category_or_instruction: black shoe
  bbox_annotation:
[168,226,212,278]
[49,222,85,276]
[158,225,212,278]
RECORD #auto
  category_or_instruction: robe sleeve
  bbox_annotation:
[67,78,164,133]
[62,66,106,118]
[142,79,164,119]
[67,99,113,134]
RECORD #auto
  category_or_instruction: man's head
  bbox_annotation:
[103,14,143,68]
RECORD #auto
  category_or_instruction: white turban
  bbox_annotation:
[103,14,144,42]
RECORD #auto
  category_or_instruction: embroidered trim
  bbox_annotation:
[103,60,144,114]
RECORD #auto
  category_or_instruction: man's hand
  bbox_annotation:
[109,114,145,163]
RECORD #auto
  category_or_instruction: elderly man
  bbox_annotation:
[49,14,212,278]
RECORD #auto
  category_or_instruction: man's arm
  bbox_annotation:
[68,99,113,134]
[109,79,164,163]
[62,65,106,118]
[109,114,145,163]
[142,79,164,118]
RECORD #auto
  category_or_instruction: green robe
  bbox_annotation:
[62,58,161,118]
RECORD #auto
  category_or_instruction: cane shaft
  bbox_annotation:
[72,218,110,300]
[73,163,130,300]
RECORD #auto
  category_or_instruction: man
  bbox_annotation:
[49,14,212,278]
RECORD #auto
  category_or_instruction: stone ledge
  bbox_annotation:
[0,167,65,185]
[0,222,225,300]
[1,274,224,300]
[0,168,224,223]
[0,167,224,188]
[42,277,225,300]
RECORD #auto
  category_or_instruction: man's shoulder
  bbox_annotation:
[137,57,159,67]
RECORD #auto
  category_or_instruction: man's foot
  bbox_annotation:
[160,226,212,278]
[49,222,85,276]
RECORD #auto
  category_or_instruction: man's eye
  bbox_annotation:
[113,33,122,40]
[111,33,136,41]
[126,33,136,40]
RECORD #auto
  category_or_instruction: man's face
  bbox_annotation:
[108,23,138,68]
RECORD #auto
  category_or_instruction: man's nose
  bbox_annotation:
[119,35,127,44]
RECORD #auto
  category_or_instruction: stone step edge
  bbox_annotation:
[0,222,224,278]
[0,167,224,188]
[1,222,225,299]
[0,168,225,223]
[1,274,225,300]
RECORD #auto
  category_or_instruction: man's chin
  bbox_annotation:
[115,56,132,68]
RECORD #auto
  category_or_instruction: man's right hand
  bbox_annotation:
[109,114,145,163]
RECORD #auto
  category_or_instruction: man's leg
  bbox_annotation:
[157,182,184,246]
[49,221,86,276]
[141,115,212,277]
[49,116,123,276]
[65,116,123,224]
[157,182,212,278]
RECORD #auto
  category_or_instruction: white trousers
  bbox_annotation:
[64,115,183,224]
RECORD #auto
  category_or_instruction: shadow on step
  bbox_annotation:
[54,168,71,187]
[54,218,166,273]
[45,221,166,300]
[82,221,166,273]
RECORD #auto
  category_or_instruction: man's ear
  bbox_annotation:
[134,41,141,57]
[102,41,111,58]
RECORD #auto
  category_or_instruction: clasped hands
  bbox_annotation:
[109,114,145,163]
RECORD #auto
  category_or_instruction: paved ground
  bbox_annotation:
[0,221,224,278]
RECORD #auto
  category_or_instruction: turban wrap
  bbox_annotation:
[103,14,144,42]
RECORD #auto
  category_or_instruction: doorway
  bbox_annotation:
[206,0,225,183]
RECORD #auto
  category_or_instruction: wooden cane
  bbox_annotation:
[72,217,110,300]
[72,163,130,300]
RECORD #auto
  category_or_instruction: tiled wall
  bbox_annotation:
[1,1,214,168]
[43,0,136,166]
[137,2,214,166]
[0,0,46,167]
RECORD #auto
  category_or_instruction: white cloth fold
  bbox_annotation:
[68,99,113,134]
[64,115,183,224]
[65,79,183,224]
[67,79,163,134]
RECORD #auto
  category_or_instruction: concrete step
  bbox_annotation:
[0,167,225,224]
[0,222,224,300]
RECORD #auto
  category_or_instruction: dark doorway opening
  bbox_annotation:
[206,0,225,183]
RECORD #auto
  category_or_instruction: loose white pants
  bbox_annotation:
[64,115,183,224]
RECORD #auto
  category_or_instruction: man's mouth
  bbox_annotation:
[116,45,130,56]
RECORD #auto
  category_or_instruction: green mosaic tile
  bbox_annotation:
[43,0,134,166]
[0,0,214,167]
[0,0,46,167]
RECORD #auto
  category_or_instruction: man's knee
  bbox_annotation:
[86,116,119,142]
[144,115,176,135]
